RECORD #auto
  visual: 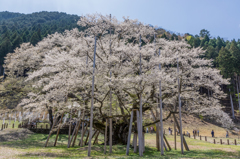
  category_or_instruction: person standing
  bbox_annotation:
[211,130,214,137]
[168,127,171,135]
[226,131,229,138]
[146,127,148,133]
[197,130,199,136]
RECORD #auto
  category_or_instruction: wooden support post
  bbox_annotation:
[173,114,190,151]
[133,133,138,153]
[67,110,72,148]
[235,139,237,145]
[150,110,159,151]
[1,124,3,130]
[87,36,97,157]
[200,135,201,140]
[68,120,78,148]
[220,139,222,144]
[46,124,48,129]
[84,131,90,145]
[72,111,85,147]
[104,119,108,154]
[143,132,145,152]
[45,115,58,147]
[93,131,100,145]
[227,139,229,145]
[214,139,215,144]
[12,123,14,128]
[79,123,88,146]
[54,113,64,147]
[163,135,171,151]
[136,110,143,156]
[126,110,133,155]
[194,135,196,139]
[205,136,207,141]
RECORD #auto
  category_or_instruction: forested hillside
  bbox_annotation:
[0,11,84,74]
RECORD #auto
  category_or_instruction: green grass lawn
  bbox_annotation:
[0,129,240,159]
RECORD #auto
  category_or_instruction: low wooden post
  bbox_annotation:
[4,123,5,129]
[235,139,237,145]
[194,135,196,139]
[205,136,207,141]
[227,139,229,145]
[6,123,8,128]
[200,135,201,140]
[46,124,48,129]
[220,139,222,144]
[189,133,190,138]
[1,124,3,130]
[12,123,14,128]
[214,139,215,144]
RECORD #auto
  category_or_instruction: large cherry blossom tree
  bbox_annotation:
[3,14,233,144]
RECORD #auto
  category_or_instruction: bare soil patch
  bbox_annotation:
[0,128,34,142]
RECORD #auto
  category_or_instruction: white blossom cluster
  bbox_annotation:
[4,14,232,128]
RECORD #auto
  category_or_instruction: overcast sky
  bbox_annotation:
[0,0,240,40]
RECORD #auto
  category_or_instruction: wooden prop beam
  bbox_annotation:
[68,119,79,148]
[136,110,143,156]
[104,119,108,154]
[67,110,72,148]
[84,131,90,145]
[45,114,58,147]
[133,133,138,153]
[126,110,134,155]
[163,135,171,150]
[173,114,189,151]
[88,36,97,157]
[93,131,100,145]
[72,110,85,147]
[85,130,97,145]
[79,122,89,146]
[54,113,64,146]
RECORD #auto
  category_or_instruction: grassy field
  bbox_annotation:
[0,128,240,159]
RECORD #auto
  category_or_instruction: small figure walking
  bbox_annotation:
[197,130,199,136]
[151,126,153,133]
[226,131,229,138]
[211,130,214,137]
[146,127,148,133]
[168,127,171,135]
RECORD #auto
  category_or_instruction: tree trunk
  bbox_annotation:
[104,122,129,145]
[48,109,53,129]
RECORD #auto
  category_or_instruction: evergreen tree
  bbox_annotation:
[12,35,23,49]
[161,33,167,39]
[30,32,40,46]
[230,39,240,74]
[217,47,234,78]
[199,29,210,38]
[193,37,200,48]
[208,38,216,48]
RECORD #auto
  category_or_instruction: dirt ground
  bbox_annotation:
[0,128,33,142]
